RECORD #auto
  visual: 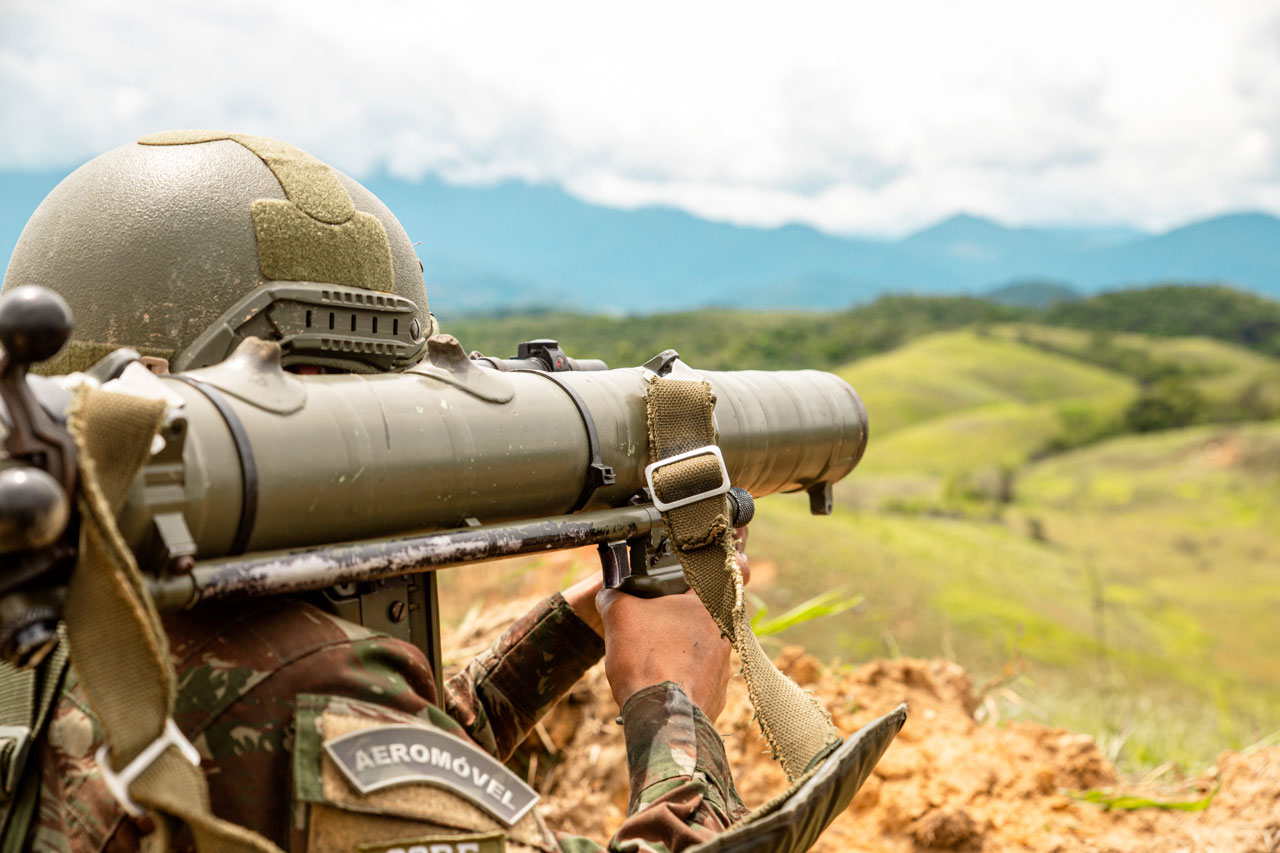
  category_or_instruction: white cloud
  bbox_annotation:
[2,0,1278,235]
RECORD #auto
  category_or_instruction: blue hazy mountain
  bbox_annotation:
[1062,213,1280,290]
[3,169,1277,314]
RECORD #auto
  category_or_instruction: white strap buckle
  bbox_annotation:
[95,719,201,816]
[645,445,731,512]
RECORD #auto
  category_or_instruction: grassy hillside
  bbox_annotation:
[747,420,1280,774]
[837,326,1279,489]
[838,329,1134,436]
[765,327,1280,773]
[1043,284,1280,358]
[991,323,1280,421]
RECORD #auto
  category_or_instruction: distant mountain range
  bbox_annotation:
[4,168,1279,315]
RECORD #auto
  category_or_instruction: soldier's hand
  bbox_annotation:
[595,533,749,723]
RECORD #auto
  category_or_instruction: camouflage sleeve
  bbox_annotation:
[34,598,446,852]
[444,592,605,761]
[603,681,749,852]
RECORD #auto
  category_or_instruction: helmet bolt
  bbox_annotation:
[409,318,422,340]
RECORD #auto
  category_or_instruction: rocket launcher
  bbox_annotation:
[0,286,868,682]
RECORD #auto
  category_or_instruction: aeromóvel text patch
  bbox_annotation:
[323,724,539,826]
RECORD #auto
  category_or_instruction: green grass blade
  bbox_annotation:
[1073,787,1218,812]
[746,591,769,627]
[752,589,865,637]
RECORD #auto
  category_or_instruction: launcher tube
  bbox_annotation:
[114,356,867,559]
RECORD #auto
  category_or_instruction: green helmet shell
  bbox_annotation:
[2,130,435,374]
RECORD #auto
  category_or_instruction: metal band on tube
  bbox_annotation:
[167,375,258,555]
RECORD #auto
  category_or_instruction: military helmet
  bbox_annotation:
[2,130,436,375]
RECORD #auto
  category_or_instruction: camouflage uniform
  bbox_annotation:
[31,593,746,853]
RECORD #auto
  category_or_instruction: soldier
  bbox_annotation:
[0,132,750,852]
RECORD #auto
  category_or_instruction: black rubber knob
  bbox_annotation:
[728,486,755,526]
[0,286,73,365]
[0,466,70,553]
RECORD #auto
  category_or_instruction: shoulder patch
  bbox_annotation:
[324,724,539,826]
[292,695,555,852]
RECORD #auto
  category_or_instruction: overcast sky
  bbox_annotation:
[3,0,1278,236]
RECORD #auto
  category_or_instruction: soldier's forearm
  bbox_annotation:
[616,682,748,843]
[444,593,605,760]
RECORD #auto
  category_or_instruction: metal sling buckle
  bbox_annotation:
[95,719,201,817]
[644,445,731,512]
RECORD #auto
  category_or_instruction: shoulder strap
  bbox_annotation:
[65,386,283,852]
[644,374,839,781]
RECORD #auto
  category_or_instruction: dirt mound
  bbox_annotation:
[446,600,1280,852]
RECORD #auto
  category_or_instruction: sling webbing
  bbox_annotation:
[0,629,70,852]
[66,387,282,852]
[644,375,839,781]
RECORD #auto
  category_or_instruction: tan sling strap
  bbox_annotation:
[0,629,70,852]
[644,373,840,781]
[65,386,282,852]
[686,702,907,852]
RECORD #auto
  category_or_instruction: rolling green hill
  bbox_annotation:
[836,329,1134,437]
[1042,284,1280,358]
[990,323,1280,421]
[748,420,1280,774]
[746,326,1280,774]
[835,326,1280,493]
